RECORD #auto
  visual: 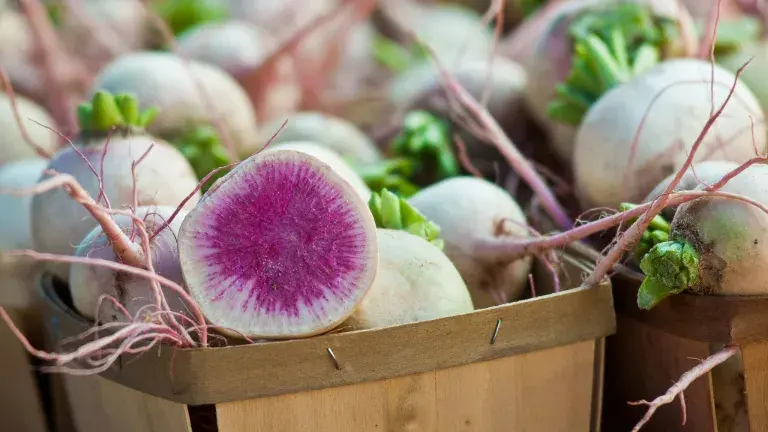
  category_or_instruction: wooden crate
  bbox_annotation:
[37,256,615,432]
[603,272,768,431]
[0,257,53,432]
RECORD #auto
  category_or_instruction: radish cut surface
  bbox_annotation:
[178,150,378,339]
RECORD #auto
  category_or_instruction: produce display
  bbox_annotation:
[1,0,767,430]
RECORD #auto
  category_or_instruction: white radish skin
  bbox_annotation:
[341,229,474,331]
[260,111,383,164]
[178,149,379,339]
[90,51,261,158]
[31,137,200,281]
[176,20,301,123]
[264,141,371,202]
[0,93,59,164]
[0,158,49,312]
[408,176,532,309]
[69,206,190,322]
[574,58,766,210]
[330,20,386,101]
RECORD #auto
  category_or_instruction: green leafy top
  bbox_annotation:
[354,110,459,198]
[77,91,159,137]
[170,125,231,193]
[547,2,679,126]
[368,188,444,250]
[153,0,229,36]
[636,239,700,310]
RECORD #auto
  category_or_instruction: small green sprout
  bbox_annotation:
[368,188,444,250]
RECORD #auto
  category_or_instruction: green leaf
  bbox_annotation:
[90,91,125,131]
[636,240,700,309]
[367,188,444,249]
[116,93,139,126]
[379,189,403,230]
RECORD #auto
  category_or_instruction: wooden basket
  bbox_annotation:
[0,257,55,432]
[37,253,615,432]
[603,272,768,431]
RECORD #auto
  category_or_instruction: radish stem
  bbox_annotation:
[636,240,700,309]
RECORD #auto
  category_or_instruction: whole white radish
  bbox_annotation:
[519,0,697,161]
[69,205,191,322]
[408,176,532,309]
[572,58,765,209]
[31,91,201,281]
[90,51,261,158]
[377,1,494,67]
[259,111,383,164]
[0,158,49,312]
[176,20,301,123]
[0,92,59,164]
[263,141,371,201]
[342,228,474,330]
[636,165,768,432]
[177,148,379,339]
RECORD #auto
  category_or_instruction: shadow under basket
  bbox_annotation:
[37,255,615,432]
[603,273,768,432]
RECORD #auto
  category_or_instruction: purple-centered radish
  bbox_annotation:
[408,176,532,309]
[0,92,59,164]
[259,111,383,164]
[571,58,764,209]
[69,205,190,322]
[90,51,261,158]
[340,189,473,330]
[31,91,201,281]
[263,141,372,201]
[176,20,301,123]
[520,0,697,161]
[177,148,379,339]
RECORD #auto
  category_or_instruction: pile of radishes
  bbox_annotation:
[3,0,768,429]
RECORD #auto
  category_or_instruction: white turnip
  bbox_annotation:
[69,205,190,322]
[176,20,301,123]
[177,148,379,339]
[0,158,49,312]
[341,228,474,330]
[519,0,697,161]
[31,92,201,281]
[0,92,59,164]
[572,58,764,209]
[636,164,768,432]
[259,111,383,164]
[90,51,260,158]
[408,176,532,309]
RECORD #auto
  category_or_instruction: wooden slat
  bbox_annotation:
[612,275,768,344]
[602,316,717,432]
[39,273,615,405]
[741,342,768,432]
[216,340,596,432]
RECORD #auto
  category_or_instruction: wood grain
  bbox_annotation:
[38,272,615,405]
[602,315,717,432]
[741,342,768,432]
[216,340,597,432]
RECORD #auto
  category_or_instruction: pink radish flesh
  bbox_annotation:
[178,150,377,338]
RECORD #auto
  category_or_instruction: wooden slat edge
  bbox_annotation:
[39,274,615,405]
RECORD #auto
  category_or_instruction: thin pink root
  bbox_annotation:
[628,346,738,432]
[0,68,54,157]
